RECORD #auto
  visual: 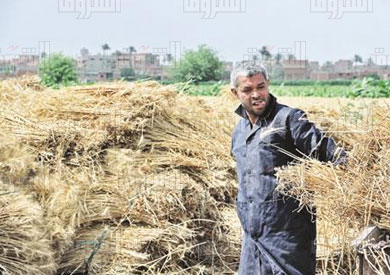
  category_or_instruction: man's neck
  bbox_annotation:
[246,112,259,128]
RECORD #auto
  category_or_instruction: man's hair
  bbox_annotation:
[230,61,269,89]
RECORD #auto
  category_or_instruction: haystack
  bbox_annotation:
[276,102,390,274]
[0,182,56,275]
[0,77,240,274]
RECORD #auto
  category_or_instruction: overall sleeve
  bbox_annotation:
[288,108,347,164]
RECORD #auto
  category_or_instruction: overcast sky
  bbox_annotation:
[1,0,389,64]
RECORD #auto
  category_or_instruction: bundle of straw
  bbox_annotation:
[0,182,56,275]
[0,78,241,274]
[276,104,390,274]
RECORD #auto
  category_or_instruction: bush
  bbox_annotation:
[270,79,353,86]
[38,53,78,88]
[120,67,135,79]
[174,81,224,96]
[350,77,390,98]
[172,45,223,83]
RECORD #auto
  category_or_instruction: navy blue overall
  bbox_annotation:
[231,94,344,275]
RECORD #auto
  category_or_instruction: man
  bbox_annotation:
[230,62,345,275]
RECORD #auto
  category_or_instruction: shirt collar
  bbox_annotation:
[234,93,277,124]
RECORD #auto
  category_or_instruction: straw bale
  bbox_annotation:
[0,182,56,275]
[275,104,390,273]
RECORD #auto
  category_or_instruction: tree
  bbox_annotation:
[128,46,136,68]
[259,46,272,61]
[120,67,135,79]
[366,57,375,67]
[288,54,296,61]
[38,53,78,88]
[102,43,110,55]
[128,46,136,54]
[164,53,173,65]
[321,61,334,72]
[275,53,283,64]
[251,54,259,62]
[269,63,284,80]
[353,54,363,66]
[173,45,223,82]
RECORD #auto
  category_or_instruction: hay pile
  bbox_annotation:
[0,77,241,274]
[4,76,389,274]
[276,101,390,274]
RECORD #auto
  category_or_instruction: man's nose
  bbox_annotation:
[251,90,262,98]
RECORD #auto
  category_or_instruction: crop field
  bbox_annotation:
[1,76,390,274]
[176,78,390,99]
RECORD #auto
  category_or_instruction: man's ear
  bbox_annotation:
[230,87,238,98]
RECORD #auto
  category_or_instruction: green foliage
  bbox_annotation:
[172,45,223,83]
[350,77,390,98]
[38,53,78,88]
[271,85,352,97]
[174,81,225,96]
[120,67,135,79]
[353,54,363,64]
[165,78,390,98]
[365,73,380,80]
[270,79,353,86]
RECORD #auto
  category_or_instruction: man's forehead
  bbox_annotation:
[237,74,266,87]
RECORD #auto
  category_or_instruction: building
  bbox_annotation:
[132,53,162,77]
[283,59,310,80]
[310,71,330,81]
[308,61,320,72]
[221,61,234,80]
[77,49,162,82]
[77,51,118,82]
[334,59,353,72]
[0,54,40,77]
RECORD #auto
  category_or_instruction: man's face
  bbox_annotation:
[231,73,271,118]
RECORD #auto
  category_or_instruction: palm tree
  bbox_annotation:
[102,43,110,55]
[353,54,363,66]
[164,53,173,65]
[353,54,363,78]
[366,57,375,67]
[128,46,136,68]
[288,54,296,61]
[259,46,272,61]
[101,44,111,75]
[275,53,283,64]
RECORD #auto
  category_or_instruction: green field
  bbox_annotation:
[171,78,390,98]
[270,85,352,97]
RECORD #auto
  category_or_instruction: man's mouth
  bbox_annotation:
[252,100,266,107]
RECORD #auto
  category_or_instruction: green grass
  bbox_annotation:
[270,85,352,97]
[174,81,227,96]
[172,78,390,98]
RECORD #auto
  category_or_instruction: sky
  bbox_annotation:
[1,0,389,65]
